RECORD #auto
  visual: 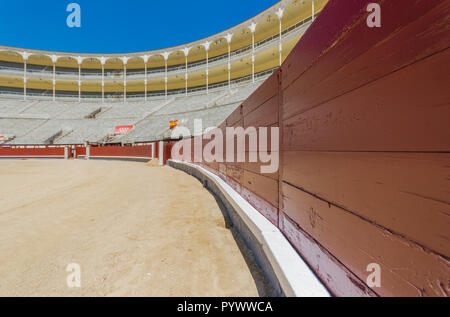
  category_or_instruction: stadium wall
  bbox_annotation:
[0,146,65,159]
[0,143,156,162]
[84,144,154,161]
[169,0,450,297]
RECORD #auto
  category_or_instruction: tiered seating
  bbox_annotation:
[96,100,164,119]
[0,80,264,145]
[0,118,47,141]
[56,103,104,119]
[154,92,222,116]
[217,82,260,105]
[18,101,70,118]
[0,100,35,116]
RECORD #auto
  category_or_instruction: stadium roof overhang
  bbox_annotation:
[0,0,323,69]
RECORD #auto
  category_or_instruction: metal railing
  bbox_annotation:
[0,14,313,81]
[0,67,276,102]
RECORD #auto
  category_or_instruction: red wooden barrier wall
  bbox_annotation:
[89,144,153,159]
[0,144,155,161]
[171,0,450,296]
[0,146,65,158]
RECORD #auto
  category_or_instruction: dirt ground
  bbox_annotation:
[0,159,272,297]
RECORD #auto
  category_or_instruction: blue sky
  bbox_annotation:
[0,0,279,54]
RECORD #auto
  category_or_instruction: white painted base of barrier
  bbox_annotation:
[168,160,331,297]
[78,156,153,161]
[0,156,64,159]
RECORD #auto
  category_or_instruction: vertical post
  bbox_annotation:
[64,147,69,160]
[184,48,189,96]
[144,55,148,101]
[86,145,90,160]
[277,59,285,229]
[77,57,82,102]
[226,33,232,90]
[312,0,315,21]
[152,142,155,159]
[250,23,256,83]
[163,53,169,100]
[158,141,164,166]
[23,53,28,101]
[52,55,56,101]
[123,57,127,102]
[279,20,282,66]
[101,57,105,103]
[204,42,210,95]
[277,8,284,67]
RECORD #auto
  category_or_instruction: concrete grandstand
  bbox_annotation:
[0,0,327,146]
[0,1,326,102]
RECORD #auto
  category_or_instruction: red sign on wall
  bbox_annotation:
[114,125,134,135]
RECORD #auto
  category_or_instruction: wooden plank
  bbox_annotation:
[243,158,278,181]
[226,105,243,127]
[242,71,279,117]
[244,95,279,128]
[203,161,219,171]
[202,129,225,164]
[225,162,243,185]
[241,185,279,227]
[282,0,448,119]
[282,182,450,297]
[203,161,278,226]
[242,169,279,226]
[280,212,377,297]
[223,125,279,156]
[283,151,450,256]
[282,49,450,152]
[225,118,243,129]
[281,0,376,88]
[242,170,279,208]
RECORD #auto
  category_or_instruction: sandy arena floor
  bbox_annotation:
[0,159,272,297]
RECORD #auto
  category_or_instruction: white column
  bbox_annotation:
[123,57,128,102]
[277,8,284,66]
[184,48,189,96]
[52,55,57,101]
[250,23,256,83]
[158,141,164,166]
[144,55,149,101]
[226,33,232,90]
[163,53,169,100]
[204,42,210,95]
[23,53,28,101]
[312,0,315,21]
[101,57,105,103]
[77,57,82,102]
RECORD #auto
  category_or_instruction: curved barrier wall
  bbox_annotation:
[85,144,154,161]
[0,144,156,161]
[0,146,65,159]
[170,0,450,296]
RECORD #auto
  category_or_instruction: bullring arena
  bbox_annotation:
[0,0,449,298]
[0,160,273,297]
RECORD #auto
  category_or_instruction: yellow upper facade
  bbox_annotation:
[0,0,327,96]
